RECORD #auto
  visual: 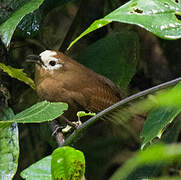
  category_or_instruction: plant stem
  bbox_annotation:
[63,77,181,146]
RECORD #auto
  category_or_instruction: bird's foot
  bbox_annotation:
[62,124,72,133]
[50,121,65,146]
[73,119,82,128]
[51,124,63,136]
[62,120,82,133]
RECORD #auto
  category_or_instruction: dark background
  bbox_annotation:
[1,0,181,179]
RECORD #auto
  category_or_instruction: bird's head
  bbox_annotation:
[26,50,65,71]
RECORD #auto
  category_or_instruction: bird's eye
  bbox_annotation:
[49,60,56,66]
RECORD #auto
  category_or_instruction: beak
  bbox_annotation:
[26,54,46,67]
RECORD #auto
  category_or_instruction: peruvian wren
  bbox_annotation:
[28,50,123,121]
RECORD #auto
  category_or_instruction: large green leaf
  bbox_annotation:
[109,144,181,180]
[105,0,181,39]
[21,156,52,180]
[0,106,19,180]
[0,101,68,124]
[0,63,35,89]
[51,146,85,180]
[140,83,181,148]
[140,106,181,149]
[68,0,181,49]
[0,0,45,48]
[75,31,139,89]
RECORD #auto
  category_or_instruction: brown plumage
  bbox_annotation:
[31,50,123,121]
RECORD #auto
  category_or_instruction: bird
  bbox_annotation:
[27,50,123,123]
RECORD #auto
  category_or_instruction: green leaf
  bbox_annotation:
[109,144,181,180]
[69,0,181,48]
[0,63,35,89]
[0,0,45,48]
[21,147,84,180]
[0,101,68,124]
[75,31,139,88]
[21,156,52,180]
[140,106,181,149]
[51,146,85,180]
[67,19,110,50]
[104,0,181,40]
[0,106,19,180]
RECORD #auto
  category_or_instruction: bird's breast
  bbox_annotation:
[36,77,65,101]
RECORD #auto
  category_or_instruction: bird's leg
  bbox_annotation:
[50,120,65,147]
[61,111,96,130]
[76,113,82,127]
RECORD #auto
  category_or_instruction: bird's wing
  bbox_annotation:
[70,76,123,113]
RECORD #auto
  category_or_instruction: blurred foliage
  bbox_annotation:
[1,0,181,179]
[110,143,181,180]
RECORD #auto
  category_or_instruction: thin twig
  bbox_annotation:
[63,77,181,146]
